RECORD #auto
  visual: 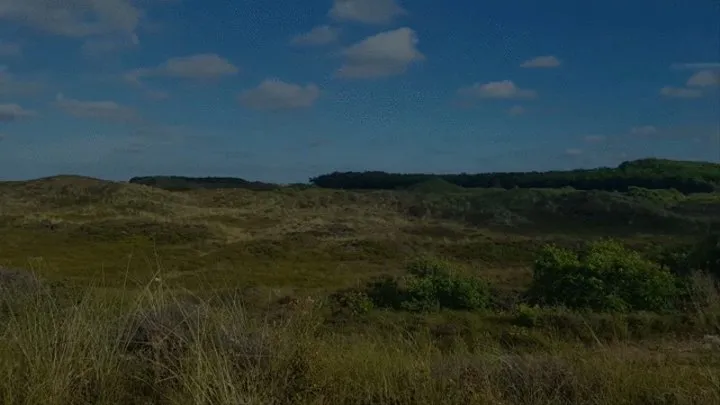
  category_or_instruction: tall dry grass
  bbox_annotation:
[1,270,719,405]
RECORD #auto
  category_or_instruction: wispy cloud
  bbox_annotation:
[584,135,606,143]
[330,0,406,24]
[687,70,720,87]
[671,62,720,70]
[458,80,537,100]
[659,86,703,99]
[81,34,139,56]
[521,55,562,68]
[0,0,141,38]
[54,93,138,122]
[291,25,340,46]
[508,105,526,116]
[126,54,239,83]
[631,125,658,136]
[238,79,320,111]
[0,103,36,121]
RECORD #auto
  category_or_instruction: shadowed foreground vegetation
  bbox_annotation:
[1,174,720,404]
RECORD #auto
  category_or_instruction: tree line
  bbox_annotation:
[309,159,720,194]
[128,176,281,191]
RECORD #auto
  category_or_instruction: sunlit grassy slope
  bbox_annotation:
[1,174,718,291]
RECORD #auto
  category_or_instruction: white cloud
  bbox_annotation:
[291,25,340,46]
[0,103,36,121]
[54,93,138,121]
[238,79,320,111]
[337,27,424,79]
[631,125,658,136]
[508,105,525,116]
[458,80,537,100]
[565,148,583,156]
[0,41,21,57]
[329,0,406,24]
[127,54,239,82]
[584,135,606,143]
[521,55,561,68]
[0,0,141,38]
[660,86,703,98]
[687,70,720,87]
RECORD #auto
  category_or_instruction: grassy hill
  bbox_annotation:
[1,175,719,286]
[1,175,719,404]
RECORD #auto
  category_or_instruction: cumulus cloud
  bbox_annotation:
[238,79,320,111]
[687,70,720,87]
[660,86,703,98]
[0,103,36,121]
[291,25,340,46]
[630,125,658,136]
[508,105,526,116]
[329,0,406,24]
[0,0,141,38]
[458,80,537,100]
[521,55,561,68]
[126,54,239,82]
[0,41,21,57]
[337,27,424,79]
[54,93,138,121]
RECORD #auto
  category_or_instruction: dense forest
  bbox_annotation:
[309,159,720,193]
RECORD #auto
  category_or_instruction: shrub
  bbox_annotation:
[365,258,492,313]
[328,289,374,318]
[527,239,680,312]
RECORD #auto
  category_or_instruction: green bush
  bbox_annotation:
[364,258,492,312]
[527,240,680,312]
[328,289,374,318]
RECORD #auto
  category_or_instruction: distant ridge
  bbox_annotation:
[128,176,281,191]
[309,158,720,194]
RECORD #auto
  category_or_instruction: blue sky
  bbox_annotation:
[0,0,718,183]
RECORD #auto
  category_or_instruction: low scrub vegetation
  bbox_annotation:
[528,240,680,312]
[3,175,720,404]
[1,270,719,405]
[360,258,492,312]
